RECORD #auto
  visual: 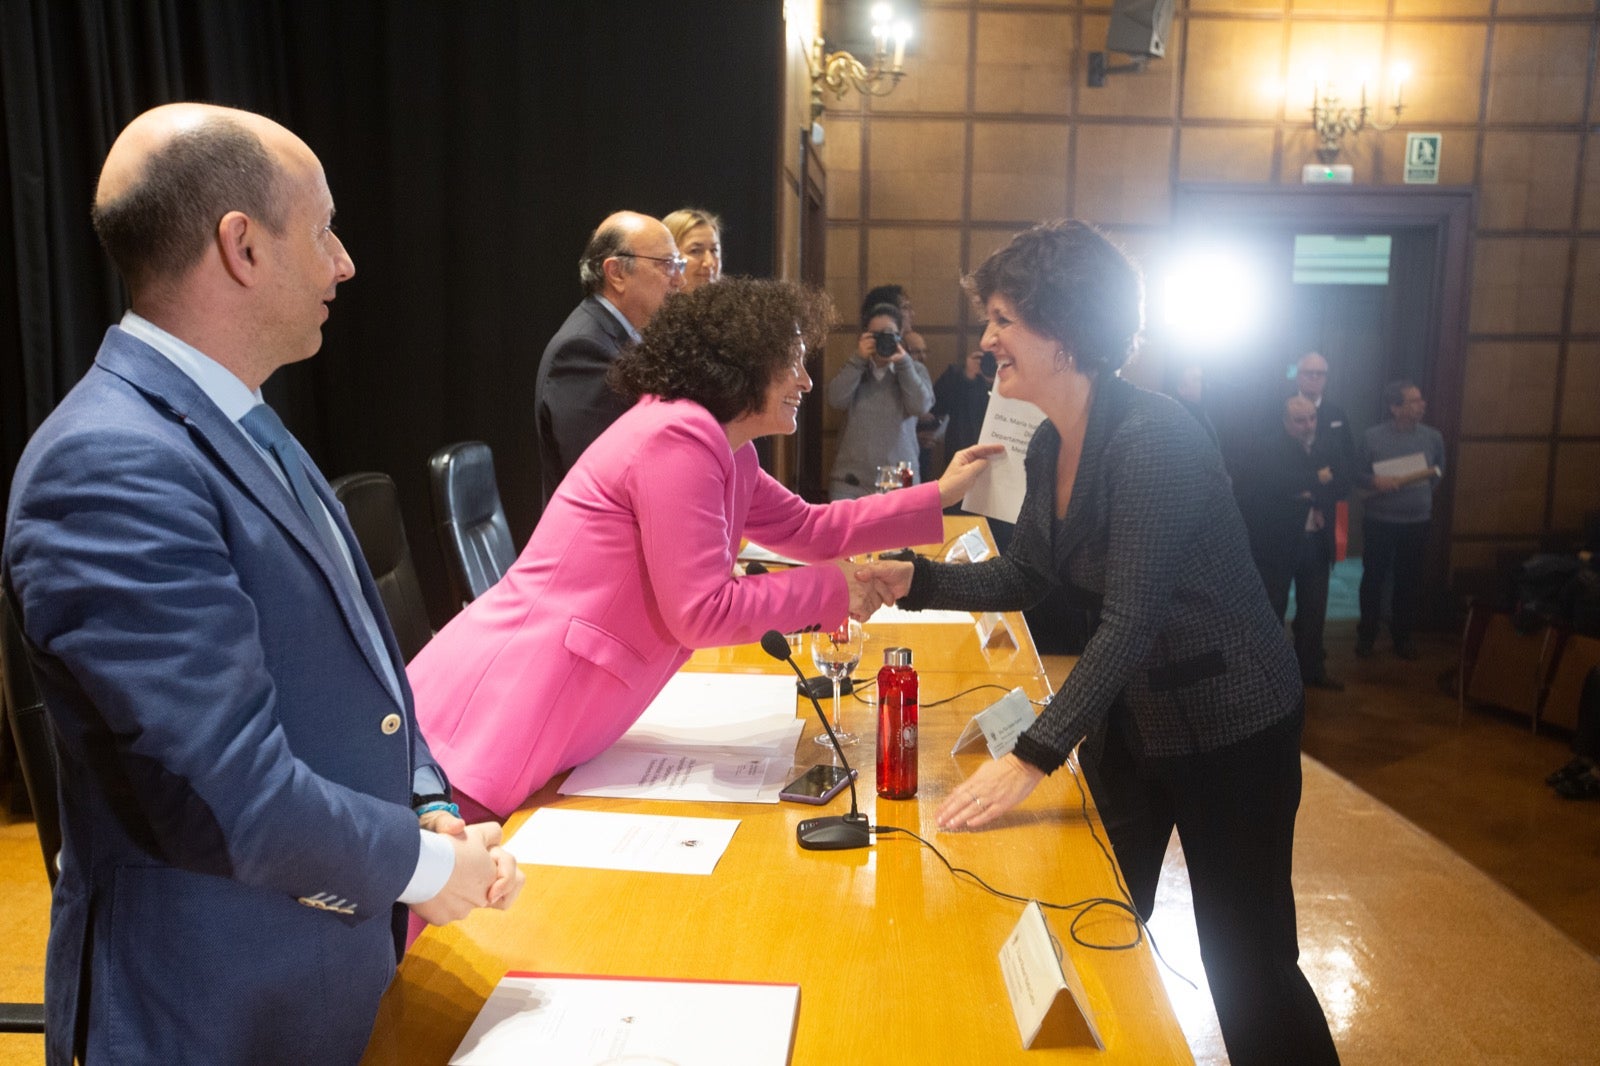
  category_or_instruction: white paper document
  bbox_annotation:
[559,749,790,804]
[868,603,975,625]
[739,541,804,567]
[504,808,739,875]
[1371,451,1435,481]
[615,672,803,757]
[450,971,800,1066]
[962,393,1047,524]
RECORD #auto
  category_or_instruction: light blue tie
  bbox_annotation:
[239,404,347,566]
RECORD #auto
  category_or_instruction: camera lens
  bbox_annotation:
[873,331,900,358]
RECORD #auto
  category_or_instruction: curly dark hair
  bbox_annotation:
[962,220,1143,376]
[860,284,906,327]
[610,277,834,423]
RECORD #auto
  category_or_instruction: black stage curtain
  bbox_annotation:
[1,0,782,626]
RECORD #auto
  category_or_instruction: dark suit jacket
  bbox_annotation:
[1239,429,1349,573]
[901,374,1301,766]
[1308,395,1356,489]
[3,327,437,1065]
[535,295,634,506]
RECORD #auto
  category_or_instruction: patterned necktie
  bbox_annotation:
[239,403,347,565]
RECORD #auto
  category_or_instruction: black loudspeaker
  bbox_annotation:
[1106,0,1175,58]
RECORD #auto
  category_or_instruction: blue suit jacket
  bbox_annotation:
[3,327,438,1065]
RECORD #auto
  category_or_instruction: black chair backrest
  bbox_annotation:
[428,442,515,607]
[0,586,62,890]
[329,471,434,663]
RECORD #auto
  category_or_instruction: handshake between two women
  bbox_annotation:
[835,442,1003,622]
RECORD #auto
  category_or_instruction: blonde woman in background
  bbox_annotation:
[664,207,722,292]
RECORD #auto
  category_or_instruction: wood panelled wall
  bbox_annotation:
[814,0,1599,582]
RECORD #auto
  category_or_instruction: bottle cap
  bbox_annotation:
[882,647,912,667]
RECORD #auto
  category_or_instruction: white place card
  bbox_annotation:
[944,527,991,564]
[951,687,1036,759]
[998,901,1103,1051]
[975,611,1017,649]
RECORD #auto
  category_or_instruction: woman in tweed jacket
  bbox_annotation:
[860,221,1338,1066]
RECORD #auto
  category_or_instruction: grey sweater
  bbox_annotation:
[900,375,1302,769]
[826,355,934,500]
[1359,421,1445,524]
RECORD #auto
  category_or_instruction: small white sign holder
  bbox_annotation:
[951,687,1036,759]
[944,527,991,564]
[975,610,1017,649]
[998,901,1104,1051]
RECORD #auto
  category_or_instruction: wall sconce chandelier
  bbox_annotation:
[806,2,913,120]
[1309,66,1408,163]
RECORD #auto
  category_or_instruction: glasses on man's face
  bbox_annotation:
[616,252,688,276]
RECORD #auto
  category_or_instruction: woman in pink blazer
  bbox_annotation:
[408,279,998,819]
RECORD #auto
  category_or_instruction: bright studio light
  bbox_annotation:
[1158,248,1266,352]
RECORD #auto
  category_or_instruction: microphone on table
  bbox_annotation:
[760,629,871,851]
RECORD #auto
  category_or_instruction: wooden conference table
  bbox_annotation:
[361,517,1191,1064]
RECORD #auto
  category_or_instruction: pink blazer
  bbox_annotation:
[408,396,944,817]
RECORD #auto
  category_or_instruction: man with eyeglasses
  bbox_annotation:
[535,210,685,505]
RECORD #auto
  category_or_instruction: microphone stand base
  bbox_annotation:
[797,814,872,851]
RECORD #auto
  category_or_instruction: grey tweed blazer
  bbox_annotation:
[901,374,1301,768]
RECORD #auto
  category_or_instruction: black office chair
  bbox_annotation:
[330,471,435,663]
[0,587,59,1034]
[428,442,516,609]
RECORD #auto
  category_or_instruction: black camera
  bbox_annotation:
[872,330,901,358]
[979,352,998,378]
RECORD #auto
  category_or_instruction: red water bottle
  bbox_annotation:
[876,647,918,799]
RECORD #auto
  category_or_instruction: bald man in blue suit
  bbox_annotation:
[3,103,522,1065]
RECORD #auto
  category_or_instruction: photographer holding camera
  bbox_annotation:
[826,300,935,500]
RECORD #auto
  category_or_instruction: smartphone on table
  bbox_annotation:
[779,764,856,805]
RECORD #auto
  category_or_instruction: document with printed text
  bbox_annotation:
[450,971,800,1066]
[503,808,739,875]
[559,749,789,804]
[962,394,1047,524]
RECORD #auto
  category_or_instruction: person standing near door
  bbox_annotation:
[1288,352,1355,681]
[1356,380,1445,660]
[1292,353,1355,487]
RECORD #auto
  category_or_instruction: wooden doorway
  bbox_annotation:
[1172,185,1474,625]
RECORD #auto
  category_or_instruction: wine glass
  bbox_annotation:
[874,465,898,494]
[810,620,864,747]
